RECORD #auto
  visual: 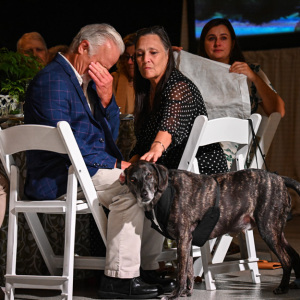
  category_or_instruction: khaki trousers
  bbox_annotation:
[91,168,165,278]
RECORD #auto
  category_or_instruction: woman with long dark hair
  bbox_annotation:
[198,18,285,117]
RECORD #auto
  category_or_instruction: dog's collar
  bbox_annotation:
[145,181,175,240]
[148,209,164,235]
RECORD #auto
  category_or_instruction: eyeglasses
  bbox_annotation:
[122,54,135,62]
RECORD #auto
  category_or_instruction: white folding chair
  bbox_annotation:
[248,112,281,261]
[178,113,262,291]
[0,121,108,300]
[249,112,281,170]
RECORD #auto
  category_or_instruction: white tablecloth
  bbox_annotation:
[174,50,251,120]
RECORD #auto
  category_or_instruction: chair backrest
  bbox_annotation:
[0,121,107,244]
[178,114,262,173]
[249,112,281,169]
[0,124,67,179]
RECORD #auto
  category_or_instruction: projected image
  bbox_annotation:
[195,0,300,38]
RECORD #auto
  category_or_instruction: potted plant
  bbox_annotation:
[0,47,42,114]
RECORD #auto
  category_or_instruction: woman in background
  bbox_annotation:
[112,33,137,160]
[198,18,285,117]
[112,33,136,114]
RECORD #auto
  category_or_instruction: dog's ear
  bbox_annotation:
[151,163,169,205]
[119,168,128,185]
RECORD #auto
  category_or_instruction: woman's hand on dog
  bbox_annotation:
[140,143,164,163]
[140,131,172,163]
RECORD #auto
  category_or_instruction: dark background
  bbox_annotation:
[1,0,299,53]
[0,0,183,51]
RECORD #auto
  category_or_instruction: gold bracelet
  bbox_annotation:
[153,140,166,152]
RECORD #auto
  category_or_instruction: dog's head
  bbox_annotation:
[119,161,169,211]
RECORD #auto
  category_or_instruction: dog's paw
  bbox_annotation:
[180,291,192,297]
[161,290,180,300]
[180,288,192,297]
[273,286,289,294]
[289,278,300,289]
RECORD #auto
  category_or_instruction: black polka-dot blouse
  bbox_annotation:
[130,69,228,174]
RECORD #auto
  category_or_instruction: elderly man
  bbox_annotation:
[17,32,49,65]
[24,23,174,299]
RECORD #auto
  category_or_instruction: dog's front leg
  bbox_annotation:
[162,231,192,300]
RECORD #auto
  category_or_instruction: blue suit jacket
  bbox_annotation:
[24,54,122,200]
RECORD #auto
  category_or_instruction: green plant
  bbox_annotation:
[0,47,42,102]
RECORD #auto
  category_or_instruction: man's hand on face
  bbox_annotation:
[88,61,113,108]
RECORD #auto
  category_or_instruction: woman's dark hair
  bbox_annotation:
[198,18,245,64]
[133,25,175,132]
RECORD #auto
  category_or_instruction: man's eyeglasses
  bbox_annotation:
[122,54,135,62]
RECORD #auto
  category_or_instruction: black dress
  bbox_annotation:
[130,69,228,174]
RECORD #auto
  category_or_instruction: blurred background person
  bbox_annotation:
[47,44,69,63]
[112,33,137,160]
[17,32,49,66]
[112,33,136,114]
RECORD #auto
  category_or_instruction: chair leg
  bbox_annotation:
[4,283,13,300]
[211,235,232,264]
[201,241,216,290]
[244,230,261,284]
[61,171,78,299]
[193,238,217,277]
[193,256,203,277]
[5,167,19,300]
[245,230,258,260]
[194,235,232,278]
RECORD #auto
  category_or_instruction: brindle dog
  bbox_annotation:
[120,161,300,300]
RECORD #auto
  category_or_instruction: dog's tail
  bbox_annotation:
[281,176,300,196]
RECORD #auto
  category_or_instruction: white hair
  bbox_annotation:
[69,23,125,56]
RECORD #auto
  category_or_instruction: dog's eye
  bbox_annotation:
[146,172,152,179]
[130,177,137,183]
